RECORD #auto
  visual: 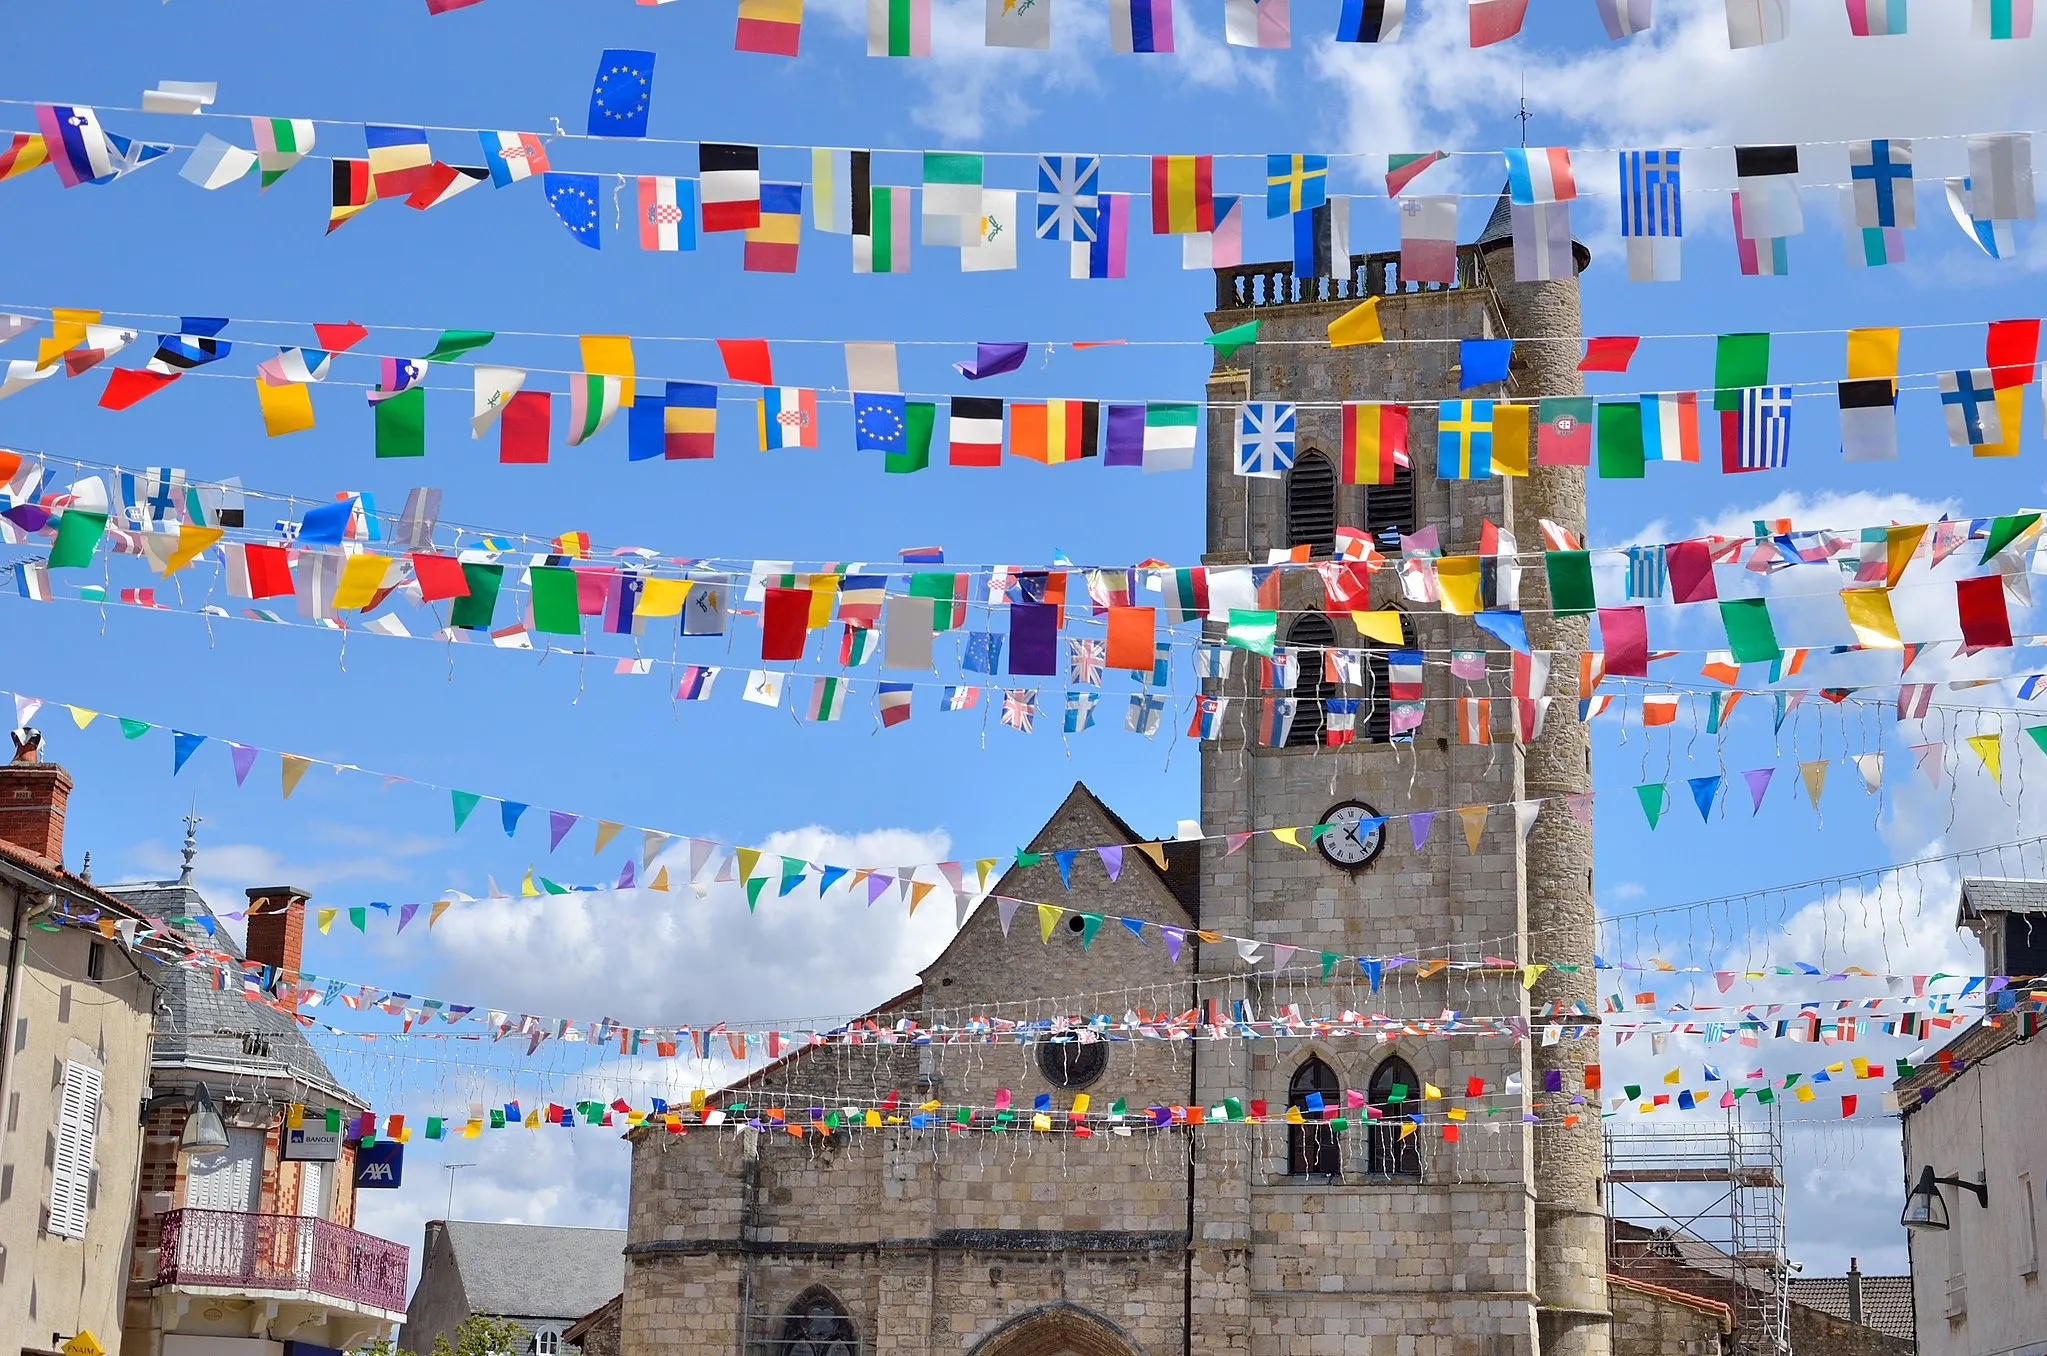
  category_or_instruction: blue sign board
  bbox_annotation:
[353,1139,404,1189]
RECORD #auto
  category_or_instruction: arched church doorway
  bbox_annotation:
[966,1301,1145,1356]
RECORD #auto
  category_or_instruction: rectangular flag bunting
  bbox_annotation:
[1292,198,1350,277]
[757,387,818,449]
[568,376,625,448]
[1725,0,1789,46]
[34,104,113,187]
[1036,154,1100,240]
[986,0,1051,47]
[1073,194,1129,278]
[1437,400,1494,479]
[480,130,548,187]
[1224,0,1290,46]
[1511,202,1573,282]
[329,159,375,232]
[922,152,985,246]
[1143,402,1199,472]
[878,683,913,725]
[949,397,1004,466]
[1847,0,1907,31]
[737,0,805,54]
[253,118,315,188]
[1260,697,1297,747]
[1234,402,1297,478]
[1838,378,1898,463]
[1967,133,2033,221]
[364,125,431,197]
[1734,144,1803,237]
[700,143,762,231]
[1266,153,1328,217]
[1337,0,1404,39]
[869,0,932,54]
[1150,155,1215,234]
[1504,146,1576,203]
[1737,386,1793,470]
[962,189,1019,272]
[1619,148,1681,282]
[1596,0,1652,37]
[637,176,698,251]
[1341,402,1408,484]
[1732,193,1789,276]
[806,677,845,722]
[0,133,47,182]
[1011,400,1100,463]
[1937,368,2001,446]
[1398,196,1457,283]
[743,183,804,272]
[1109,0,1176,47]
[640,381,716,461]
[1182,196,1242,269]
[812,147,867,233]
[1842,186,1905,267]
[1849,138,1914,227]
[1973,0,2033,36]
[1641,392,1700,462]
[855,185,913,273]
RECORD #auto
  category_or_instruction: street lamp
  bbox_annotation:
[140,1082,231,1156]
[1901,1165,1990,1230]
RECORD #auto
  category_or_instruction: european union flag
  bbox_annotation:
[853,392,906,453]
[544,172,602,250]
[587,49,656,138]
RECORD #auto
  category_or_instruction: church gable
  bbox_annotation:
[918,781,1197,1013]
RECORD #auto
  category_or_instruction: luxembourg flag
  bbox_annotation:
[480,131,550,187]
[1642,391,1700,462]
[878,682,913,727]
[1504,146,1575,204]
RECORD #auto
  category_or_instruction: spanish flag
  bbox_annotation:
[1149,154,1214,235]
[1339,402,1408,485]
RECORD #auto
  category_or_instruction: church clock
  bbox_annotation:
[1316,801,1386,871]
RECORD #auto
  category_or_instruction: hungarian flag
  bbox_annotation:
[1339,402,1407,484]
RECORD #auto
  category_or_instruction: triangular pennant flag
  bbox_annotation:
[1742,767,1774,813]
[997,899,1021,935]
[1911,742,1943,785]
[1636,783,1666,828]
[594,819,623,854]
[1852,753,1883,793]
[281,753,312,800]
[1410,811,1435,851]
[1967,732,2002,782]
[1456,804,1488,853]
[1799,759,1828,808]
[1097,845,1123,880]
[228,742,259,787]
[1037,903,1062,942]
[548,811,577,851]
[172,731,206,774]
[1687,775,1720,821]
[451,789,483,831]
[501,800,528,837]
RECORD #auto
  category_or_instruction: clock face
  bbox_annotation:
[1317,801,1386,870]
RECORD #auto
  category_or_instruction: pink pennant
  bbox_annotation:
[1565,794,1593,824]
[997,899,1021,935]
[937,861,965,895]
[689,838,717,881]
[1911,742,1943,785]
[1225,833,1252,855]
[1271,944,1297,973]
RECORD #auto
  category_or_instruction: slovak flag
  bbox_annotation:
[1187,694,1227,740]
[480,131,550,187]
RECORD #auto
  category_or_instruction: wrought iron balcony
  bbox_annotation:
[154,1207,409,1315]
[1213,246,1490,312]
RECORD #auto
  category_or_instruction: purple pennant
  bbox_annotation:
[3,504,51,534]
[865,873,893,906]
[1160,926,1185,963]
[396,903,420,934]
[1104,404,1145,466]
[1409,811,1435,851]
[617,860,636,889]
[548,810,578,852]
[1008,601,1060,675]
[228,742,259,787]
[1743,767,1775,813]
[1097,845,1122,881]
[953,341,1028,380]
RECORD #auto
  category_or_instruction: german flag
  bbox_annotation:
[328,159,376,235]
[1009,399,1099,464]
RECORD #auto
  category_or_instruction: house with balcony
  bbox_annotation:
[108,862,407,1356]
[0,731,160,1356]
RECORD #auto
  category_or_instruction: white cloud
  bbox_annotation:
[1622,489,1962,553]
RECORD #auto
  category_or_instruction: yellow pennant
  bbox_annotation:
[280,753,312,799]
[1271,826,1305,850]
[1350,611,1405,645]
[164,525,223,577]
[735,847,762,882]
[1967,733,2002,782]
[593,819,623,854]
[1838,588,1901,648]
[1037,903,1061,942]
[429,899,453,928]
[520,868,539,897]
[1435,556,1483,615]
[1327,295,1383,347]
[908,880,935,914]
[66,705,97,729]
[316,908,337,934]
[1800,760,1828,808]
[1457,804,1488,854]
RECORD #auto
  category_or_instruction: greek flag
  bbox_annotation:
[1624,545,1667,600]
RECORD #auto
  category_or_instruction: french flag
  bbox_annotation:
[1505,145,1576,204]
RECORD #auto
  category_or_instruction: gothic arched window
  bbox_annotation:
[780,1288,857,1356]
[1362,453,1416,547]
[1287,1057,1342,1177]
[1284,612,1335,748]
[1366,1056,1424,1178]
[1286,450,1338,558]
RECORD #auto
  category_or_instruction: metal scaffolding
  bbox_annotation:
[1604,1104,1790,1356]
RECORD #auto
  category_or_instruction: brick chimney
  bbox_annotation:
[1847,1257,1863,1326]
[0,729,72,865]
[245,886,312,975]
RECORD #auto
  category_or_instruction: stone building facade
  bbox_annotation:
[622,219,1606,1356]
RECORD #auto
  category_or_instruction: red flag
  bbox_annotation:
[1578,336,1640,372]
[314,322,369,353]
[1986,318,2040,389]
[1956,575,2013,649]
[99,368,179,410]
[1469,0,1528,45]
[717,338,774,385]
[499,391,551,464]
[761,586,810,660]
[411,553,471,602]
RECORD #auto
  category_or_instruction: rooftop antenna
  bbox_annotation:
[1517,70,1531,147]
[444,1161,477,1219]
[179,801,201,886]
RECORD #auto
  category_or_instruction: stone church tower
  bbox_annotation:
[618,215,1605,1356]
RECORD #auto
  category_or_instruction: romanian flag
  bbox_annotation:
[1009,399,1099,464]
[742,183,803,273]
[328,159,375,233]
[0,133,47,181]
[1149,154,1214,235]
[1340,402,1408,484]
[363,124,432,197]
[736,0,804,54]
[664,381,719,460]
[757,386,818,449]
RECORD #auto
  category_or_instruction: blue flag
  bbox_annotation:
[298,497,356,546]
[587,49,656,138]
[853,393,907,453]
[544,173,602,250]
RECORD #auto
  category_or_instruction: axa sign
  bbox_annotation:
[354,1139,404,1189]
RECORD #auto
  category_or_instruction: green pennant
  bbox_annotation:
[1719,597,1782,664]
[1222,1096,1245,1121]
[49,509,108,568]
[349,908,366,931]
[1305,823,1334,841]
[1015,851,1041,868]
[1896,1060,1915,1078]
[1320,951,1340,980]
[2026,726,2047,758]
[745,876,769,911]
[119,717,151,740]
[1981,512,2042,563]
[1544,551,1596,617]
[540,876,569,895]
[451,791,483,832]
[1207,319,1260,360]
[1225,608,1278,656]
[528,566,583,636]
[490,1109,506,1128]
[1624,1084,1641,1099]
[824,1110,841,1130]
[1110,1098,1126,1116]
[1077,914,1104,950]
[1636,783,1667,829]
[373,385,427,459]
[423,329,495,362]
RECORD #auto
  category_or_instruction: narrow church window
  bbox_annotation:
[1040,1039,1108,1089]
[1366,1057,1424,1178]
[1287,1057,1342,1177]
[780,1288,858,1356]
[1285,450,1337,557]
[1358,609,1413,745]
[1362,456,1416,546]
[1285,612,1335,749]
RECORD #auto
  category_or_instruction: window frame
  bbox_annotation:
[1285,449,1339,559]
[47,1059,101,1239]
[1286,1057,1343,1178]
[1365,1056,1424,1179]
[1282,613,1336,749]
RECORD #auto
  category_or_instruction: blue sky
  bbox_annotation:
[3,0,2045,1291]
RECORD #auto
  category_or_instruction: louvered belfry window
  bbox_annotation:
[1362,457,1416,545]
[1285,612,1335,749]
[1286,450,1338,558]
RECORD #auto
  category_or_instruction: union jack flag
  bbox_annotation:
[1035,154,1100,242]
[1001,689,1038,733]
[1068,637,1105,686]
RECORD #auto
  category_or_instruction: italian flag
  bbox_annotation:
[568,375,623,447]
[856,186,912,274]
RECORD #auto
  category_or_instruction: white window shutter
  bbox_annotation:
[48,1061,102,1240]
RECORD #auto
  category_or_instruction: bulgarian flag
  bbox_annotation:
[1162,567,1208,624]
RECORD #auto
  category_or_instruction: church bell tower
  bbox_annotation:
[1190,203,1607,1356]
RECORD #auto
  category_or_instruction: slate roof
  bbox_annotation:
[1788,1274,1916,1341]
[438,1221,627,1323]
[103,880,362,1109]
[1959,876,2047,921]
